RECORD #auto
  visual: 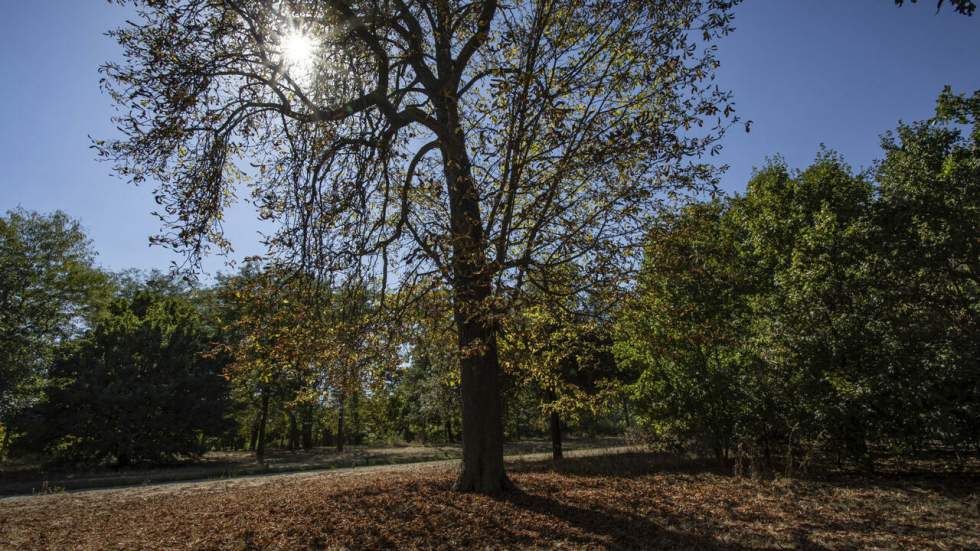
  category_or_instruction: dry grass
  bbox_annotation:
[1,452,977,550]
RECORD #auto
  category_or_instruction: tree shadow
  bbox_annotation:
[500,451,977,549]
[509,450,731,479]
[496,486,826,550]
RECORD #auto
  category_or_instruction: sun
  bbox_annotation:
[280,29,315,74]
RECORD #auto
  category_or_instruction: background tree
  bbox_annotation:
[615,90,980,473]
[500,267,622,461]
[220,266,314,462]
[873,90,980,457]
[391,288,461,444]
[0,209,109,456]
[99,0,740,492]
[732,154,879,472]
[14,278,231,465]
[614,200,752,462]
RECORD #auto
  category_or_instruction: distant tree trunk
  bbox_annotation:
[301,405,313,450]
[622,397,632,429]
[287,411,298,451]
[351,391,361,445]
[255,390,270,464]
[547,389,563,461]
[248,413,260,451]
[445,416,454,444]
[550,410,563,461]
[336,393,346,452]
[0,425,9,458]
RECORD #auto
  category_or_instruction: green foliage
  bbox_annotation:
[0,209,109,429]
[873,104,980,455]
[502,301,621,427]
[617,91,980,471]
[615,199,754,459]
[14,281,232,465]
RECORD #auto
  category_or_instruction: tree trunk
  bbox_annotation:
[336,393,346,452]
[301,405,313,450]
[622,397,632,429]
[550,410,563,461]
[440,129,509,493]
[287,411,298,451]
[351,391,361,446]
[0,424,9,459]
[255,390,270,464]
[248,413,260,451]
[547,388,563,461]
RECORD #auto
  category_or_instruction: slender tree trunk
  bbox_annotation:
[441,132,509,493]
[248,413,260,451]
[547,389,563,461]
[351,391,361,446]
[336,393,346,452]
[0,424,9,459]
[255,391,270,464]
[301,405,313,450]
[550,410,563,461]
[622,397,632,429]
[287,411,298,451]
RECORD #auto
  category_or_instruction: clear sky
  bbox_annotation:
[0,1,978,275]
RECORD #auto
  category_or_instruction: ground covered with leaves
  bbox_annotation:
[1,452,978,550]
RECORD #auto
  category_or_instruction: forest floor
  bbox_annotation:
[0,437,622,496]
[1,450,978,550]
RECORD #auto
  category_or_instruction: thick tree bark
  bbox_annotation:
[440,126,509,493]
[454,312,508,492]
[255,391,270,464]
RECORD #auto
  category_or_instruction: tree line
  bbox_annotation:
[0,235,626,465]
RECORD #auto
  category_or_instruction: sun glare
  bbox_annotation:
[280,29,315,74]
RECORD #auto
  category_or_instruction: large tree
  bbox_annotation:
[99,0,739,492]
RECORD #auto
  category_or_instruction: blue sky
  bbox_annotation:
[0,1,977,274]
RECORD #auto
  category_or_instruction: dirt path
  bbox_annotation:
[0,445,632,505]
[0,437,623,497]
